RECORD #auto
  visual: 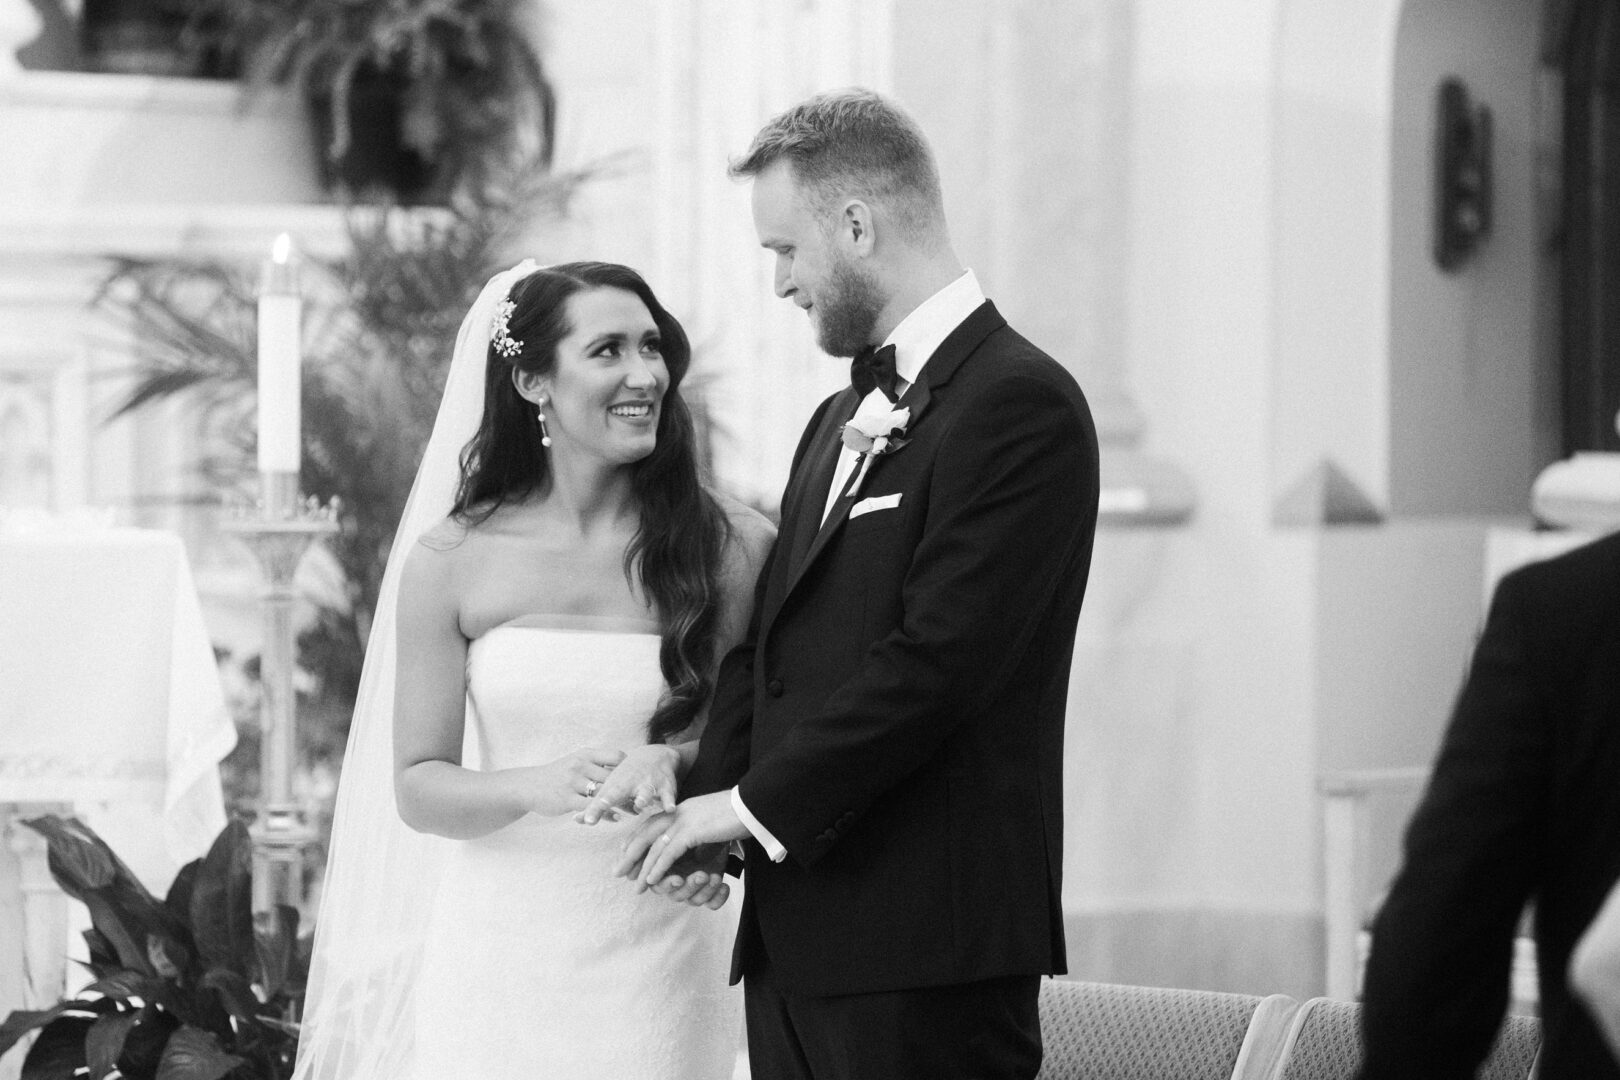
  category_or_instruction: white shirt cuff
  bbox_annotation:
[730,787,787,863]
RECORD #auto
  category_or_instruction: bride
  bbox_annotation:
[293,260,774,1080]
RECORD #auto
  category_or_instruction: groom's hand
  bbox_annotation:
[614,792,748,893]
[648,843,731,909]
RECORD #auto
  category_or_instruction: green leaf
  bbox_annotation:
[198,968,261,1023]
[22,816,117,899]
[78,892,157,977]
[85,1011,140,1080]
[2,998,117,1059]
[109,368,224,420]
[190,822,255,976]
[147,933,190,979]
[165,858,203,922]
[83,970,160,1002]
[154,1025,245,1080]
[80,928,120,976]
[117,1004,179,1077]
[0,1005,74,1059]
[19,1015,91,1080]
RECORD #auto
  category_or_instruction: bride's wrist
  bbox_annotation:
[503,766,551,816]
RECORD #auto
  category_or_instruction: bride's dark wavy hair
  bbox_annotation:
[451,261,729,745]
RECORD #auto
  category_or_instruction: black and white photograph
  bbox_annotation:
[1,2,1618,1078]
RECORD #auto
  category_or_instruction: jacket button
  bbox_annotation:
[767,679,784,697]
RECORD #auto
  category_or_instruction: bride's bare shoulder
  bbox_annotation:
[412,498,532,556]
[714,491,776,581]
[398,515,471,591]
[716,491,774,540]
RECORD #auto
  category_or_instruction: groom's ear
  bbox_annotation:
[840,199,876,257]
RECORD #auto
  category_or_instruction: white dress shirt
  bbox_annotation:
[733,269,987,862]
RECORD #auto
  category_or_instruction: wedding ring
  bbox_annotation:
[585,780,599,798]
[658,834,672,844]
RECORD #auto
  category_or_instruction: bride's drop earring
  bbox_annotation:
[536,397,553,448]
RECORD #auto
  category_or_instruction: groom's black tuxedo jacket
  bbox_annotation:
[687,301,1099,997]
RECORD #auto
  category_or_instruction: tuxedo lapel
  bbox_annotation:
[781,387,860,580]
[788,454,867,594]
[771,302,1007,617]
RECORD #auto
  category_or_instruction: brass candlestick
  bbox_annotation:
[225,471,339,915]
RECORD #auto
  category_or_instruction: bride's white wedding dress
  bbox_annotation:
[410,623,741,1079]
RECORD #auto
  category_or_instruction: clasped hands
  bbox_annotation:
[568,746,747,911]
[611,791,749,910]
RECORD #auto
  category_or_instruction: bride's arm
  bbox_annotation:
[393,536,623,839]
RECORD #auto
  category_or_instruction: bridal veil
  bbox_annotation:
[292,260,539,1080]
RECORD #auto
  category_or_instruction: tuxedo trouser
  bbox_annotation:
[743,958,1041,1080]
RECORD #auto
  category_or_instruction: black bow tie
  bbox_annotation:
[850,344,899,401]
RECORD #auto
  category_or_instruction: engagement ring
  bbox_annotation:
[585,780,599,798]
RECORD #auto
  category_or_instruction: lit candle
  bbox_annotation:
[257,233,302,475]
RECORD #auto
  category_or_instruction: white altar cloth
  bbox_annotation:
[0,522,236,868]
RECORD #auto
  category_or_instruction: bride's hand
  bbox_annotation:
[523,748,627,816]
[576,744,681,825]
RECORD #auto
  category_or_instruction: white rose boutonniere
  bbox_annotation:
[840,398,911,457]
[839,396,912,500]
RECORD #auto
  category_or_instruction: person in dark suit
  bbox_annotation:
[1358,529,1620,1080]
[611,87,1100,1079]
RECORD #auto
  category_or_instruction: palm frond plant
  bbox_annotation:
[188,0,556,203]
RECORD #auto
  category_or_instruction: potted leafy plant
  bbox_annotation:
[0,816,306,1080]
[191,0,557,202]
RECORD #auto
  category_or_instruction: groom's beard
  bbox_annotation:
[814,255,884,358]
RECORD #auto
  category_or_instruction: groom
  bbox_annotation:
[618,88,1100,1079]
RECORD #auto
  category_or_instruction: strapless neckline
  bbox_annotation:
[477,615,660,640]
[463,622,666,774]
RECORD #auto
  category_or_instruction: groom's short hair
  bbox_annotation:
[731,87,947,245]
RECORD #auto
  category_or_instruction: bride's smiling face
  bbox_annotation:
[519,287,668,468]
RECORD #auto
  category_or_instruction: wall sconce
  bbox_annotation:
[1433,77,1492,272]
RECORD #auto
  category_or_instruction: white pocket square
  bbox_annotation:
[849,492,902,519]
